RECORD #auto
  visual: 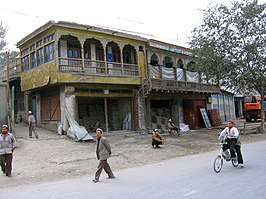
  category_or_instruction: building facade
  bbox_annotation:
[141,40,220,130]
[16,21,147,132]
[14,21,236,132]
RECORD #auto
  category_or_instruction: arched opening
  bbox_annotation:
[106,42,121,63]
[163,56,173,68]
[58,35,82,72]
[123,44,138,76]
[149,53,160,79]
[84,38,104,74]
[59,35,81,58]
[123,44,137,64]
[177,58,184,69]
[106,42,121,75]
[187,61,196,72]
[162,56,175,79]
[84,38,104,61]
[150,53,159,66]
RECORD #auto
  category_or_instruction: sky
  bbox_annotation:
[0,0,264,51]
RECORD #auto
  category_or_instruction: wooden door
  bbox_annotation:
[193,100,206,128]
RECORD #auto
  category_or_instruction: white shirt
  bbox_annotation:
[219,126,240,139]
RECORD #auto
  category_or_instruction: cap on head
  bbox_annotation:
[154,129,159,132]
[96,128,103,133]
[2,124,8,129]
[28,111,32,114]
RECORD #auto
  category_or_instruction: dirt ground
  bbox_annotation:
[1,119,266,188]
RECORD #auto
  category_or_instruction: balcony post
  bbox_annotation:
[79,38,86,72]
[103,48,107,74]
[119,44,124,75]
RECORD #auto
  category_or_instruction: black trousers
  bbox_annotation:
[152,140,163,147]
[0,154,13,175]
[223,138,244,164]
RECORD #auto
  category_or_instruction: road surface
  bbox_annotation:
[1,140,266,199]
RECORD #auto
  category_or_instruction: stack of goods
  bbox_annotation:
[208,109,222,126]
[150,108,171,130]
[109,102,121,130]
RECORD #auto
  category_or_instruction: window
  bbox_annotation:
[21,56,29,72]
[30,52,36,68]
[36,40,42,48]
[68,44,80,58]
[30,44,35,51]
[84,45,91,59]
[37,48,44,66]
[68,49,73,58]
[44,42,55,62]
[21,48,28,56]
[44,34,54,44]
[74,49,79,58]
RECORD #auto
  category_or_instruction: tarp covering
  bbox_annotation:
[149,65,200,83]
[176,68,185,81]
[162,67,175,80]
[149,65,160,78]
[63,106,94,141]
[123,112,132,130]
[186,71,199,83]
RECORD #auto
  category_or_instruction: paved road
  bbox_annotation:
[1,141,266,199]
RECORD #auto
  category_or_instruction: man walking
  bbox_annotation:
[0,124,16,177]
[93,128,115,183]
[28,111,38,139]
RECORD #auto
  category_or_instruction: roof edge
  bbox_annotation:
[16,21,55,47]
[16,20,148,48]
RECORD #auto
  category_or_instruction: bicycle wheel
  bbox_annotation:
[213,155,223,173]
[231,154,239,167]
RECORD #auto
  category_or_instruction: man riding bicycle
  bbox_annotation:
[218,120,244,168]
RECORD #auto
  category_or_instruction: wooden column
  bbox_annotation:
[104,97,109,133]
[120,44,124,75]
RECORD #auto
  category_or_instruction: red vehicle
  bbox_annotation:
[244,95,264,122]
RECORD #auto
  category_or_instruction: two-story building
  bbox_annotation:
[141,39,221,130]
[16,21,235,133]
[16,21,147,132]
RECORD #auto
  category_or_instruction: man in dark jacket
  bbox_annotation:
[93,128,115,183]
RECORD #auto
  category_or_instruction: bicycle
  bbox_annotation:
[213,140,239,173]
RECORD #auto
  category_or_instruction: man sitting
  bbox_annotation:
[151,129,164,148]
[167,119,180,136]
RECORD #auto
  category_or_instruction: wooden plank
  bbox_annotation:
[199,108,211,128]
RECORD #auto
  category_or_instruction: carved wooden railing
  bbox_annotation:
[58,57,139,77]
[150,78,220,93]
[0,58,20,82]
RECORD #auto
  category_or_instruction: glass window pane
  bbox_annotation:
[68,50,73,58]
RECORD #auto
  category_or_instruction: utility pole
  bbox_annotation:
[11,85,15,136]
[6,51,12,131]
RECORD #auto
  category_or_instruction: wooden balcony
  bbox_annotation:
[58,58,139,77]
[150,78,220,93]
[0,59,20,82]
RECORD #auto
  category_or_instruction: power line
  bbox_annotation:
[0,9,41,18]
